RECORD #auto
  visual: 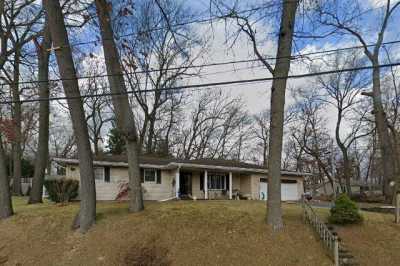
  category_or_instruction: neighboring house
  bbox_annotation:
[314,180,381,196]
[53,155,308,201]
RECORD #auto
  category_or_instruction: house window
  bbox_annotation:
[94,167,105,181]
[208,173,226,190]
[144,169,157,183]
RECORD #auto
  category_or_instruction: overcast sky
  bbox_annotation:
[174,0,400,133]
[51,0,400,145]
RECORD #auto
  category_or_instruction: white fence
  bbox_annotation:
[302,199,340,266]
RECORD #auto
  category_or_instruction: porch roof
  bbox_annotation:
[53,155,309,177]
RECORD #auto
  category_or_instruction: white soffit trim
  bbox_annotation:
[169,162,269,174]
[53,158,309,177]
[52,158,172,169]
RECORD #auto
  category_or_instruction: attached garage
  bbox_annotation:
[259,178,302,201]
[281,179,299,201]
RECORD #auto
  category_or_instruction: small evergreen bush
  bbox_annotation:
[44,178,79,203]
[329,194,363,225]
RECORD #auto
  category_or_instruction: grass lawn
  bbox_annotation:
[315,208,400,266]
[0,198,332,266]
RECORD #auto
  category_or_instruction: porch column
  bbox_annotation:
[175,167,180,199]
[229,172,233,200]
[204,170,208,199]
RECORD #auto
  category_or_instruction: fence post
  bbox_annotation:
[333,235,339,266]
[396,192,400,224]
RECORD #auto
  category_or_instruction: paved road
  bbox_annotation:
[308,200,333,209]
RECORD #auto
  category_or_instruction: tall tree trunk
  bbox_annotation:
[266,0,298,230]
[28,21,51,204]
[263,138,268,166]
[371,57,396,201]
[146,115,156,154]
[93,137,100,156]
[0,135,13,219]
[95,0,144,212]
[335,109,352,196]
[43,0,96,233]
[342,154,352,196]
[10,49,22,196]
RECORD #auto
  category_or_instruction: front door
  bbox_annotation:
[180,172,192,198]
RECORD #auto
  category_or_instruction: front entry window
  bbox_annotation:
[208,173,226,190]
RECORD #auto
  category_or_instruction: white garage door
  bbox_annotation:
[259,179,299,201]
[281,183,299,201]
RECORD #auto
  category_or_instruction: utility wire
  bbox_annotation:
[24,0,384,54]
[2,61,399,105]
[21,3,277,57]
[3,39,400,88]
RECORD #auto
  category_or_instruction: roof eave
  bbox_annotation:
[53,158,309,177]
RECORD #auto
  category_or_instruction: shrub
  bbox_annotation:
[329,194,363,225]
[44,178,79,203]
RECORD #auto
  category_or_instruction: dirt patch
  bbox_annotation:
[124,238,170,266]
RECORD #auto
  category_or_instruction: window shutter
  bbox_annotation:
[156,169,161,184]
[140,168,144,183]
[104,167,110,183]
[225,173,229,191]
[200,172,204,191]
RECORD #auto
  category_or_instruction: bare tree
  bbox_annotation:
[252,110,270,165]
[316,0,400,201]
[0,0,42,195]
[174,90,250,160]
[28,20,51,204]
[120,0,204,154]
[225,0,299,230]
[43,0,96,233]
[95,0,144,212]
[0,130,13,219]
[290,89,337,197]
[81,61,113,155]
[314,52,371,196]
[50,124,76,159]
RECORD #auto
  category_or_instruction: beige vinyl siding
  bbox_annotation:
[66,166,80,180]
[142,169,175,200]
[64,165,174,201]
[233,174,240,191]
[64,163,304,201]
[109,167,129,183]
[250,175,260,199]
[240,175,252,198]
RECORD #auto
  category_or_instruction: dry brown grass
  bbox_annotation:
[0,198,332,266]
[316,207,400,266]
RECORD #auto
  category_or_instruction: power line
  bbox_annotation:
[22,3,277,58]
[3,39,400,88]
[2,61,400,105]
[27,0,385,54]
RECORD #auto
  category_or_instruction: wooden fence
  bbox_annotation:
[302,199,339,266]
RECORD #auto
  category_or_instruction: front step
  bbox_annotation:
[340,257,359,266]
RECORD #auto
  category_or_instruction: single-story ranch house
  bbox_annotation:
[53,155,308,201]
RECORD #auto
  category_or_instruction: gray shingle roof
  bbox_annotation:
[53,154,308,177]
